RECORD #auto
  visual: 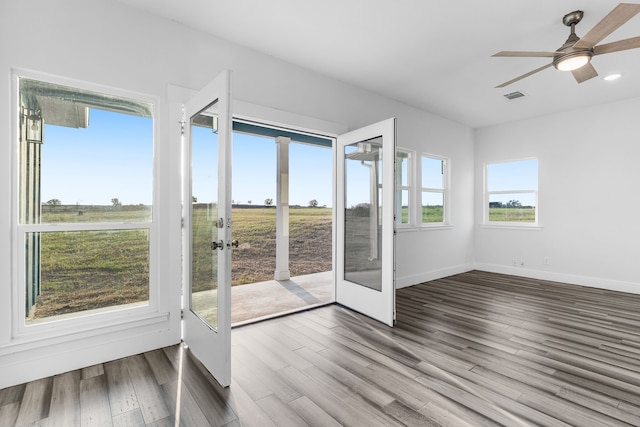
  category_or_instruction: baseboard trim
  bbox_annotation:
[0,322,180,389]
[396,263,474,289]
[474,263,640,295]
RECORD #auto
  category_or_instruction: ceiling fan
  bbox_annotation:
[493,3,640,88]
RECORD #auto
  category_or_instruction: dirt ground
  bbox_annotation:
[231,215,332,285]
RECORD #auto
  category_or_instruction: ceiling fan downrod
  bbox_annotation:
[561,10,584,47]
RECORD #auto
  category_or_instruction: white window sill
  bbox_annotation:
[397,224,453,233]
[479,223,543,231]
[3,307,170,354]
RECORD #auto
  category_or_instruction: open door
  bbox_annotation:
[182,70,232,386]
[336,118,396,327]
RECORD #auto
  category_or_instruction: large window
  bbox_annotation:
[17,76,154,326]
[485,158,538,224]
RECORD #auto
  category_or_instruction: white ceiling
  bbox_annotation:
[115,0,640,128]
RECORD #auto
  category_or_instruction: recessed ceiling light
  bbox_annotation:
[603,73,622,81]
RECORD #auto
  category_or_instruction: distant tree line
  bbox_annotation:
[42,197,148,213]
[489,200,533,208]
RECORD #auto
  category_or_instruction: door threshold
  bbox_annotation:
[231,301,335,328]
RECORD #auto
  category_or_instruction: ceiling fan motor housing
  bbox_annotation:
[563,10,584,27]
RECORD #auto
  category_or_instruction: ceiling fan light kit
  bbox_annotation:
[554,51,592,71]
[493,3,640,88]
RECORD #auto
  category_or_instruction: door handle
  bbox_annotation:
[210,240,224,250]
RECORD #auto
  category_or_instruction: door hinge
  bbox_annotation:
[181,217,184,228]
[180,120,185,136]
[181,309,184,319]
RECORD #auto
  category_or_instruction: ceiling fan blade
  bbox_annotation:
[572,62,598,83]
[492,51,559,58]
[495,63,553,88]
[594,36,640,55]
[574,3,640,49]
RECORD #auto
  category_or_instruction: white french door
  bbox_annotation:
[336,118,396,327]
[182,70,232,386]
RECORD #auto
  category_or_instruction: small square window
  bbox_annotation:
[485,158,538,224]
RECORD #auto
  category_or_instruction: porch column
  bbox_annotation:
[274,136,291,281]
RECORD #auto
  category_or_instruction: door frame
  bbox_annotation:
[230,102,348,311]
[177,91,348,385]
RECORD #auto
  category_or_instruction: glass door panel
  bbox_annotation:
[190,103,219,329]
[344,137,382,291]
[336,118,396,327]
[182,70,232,387]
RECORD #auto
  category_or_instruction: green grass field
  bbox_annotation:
[398,205,444,224]
[35,229,150,319]
[398,206,535,223]
[488,207,535,222]
[33,206,332,319]
[32,204,532,319]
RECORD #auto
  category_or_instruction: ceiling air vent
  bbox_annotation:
[503,91,525,101]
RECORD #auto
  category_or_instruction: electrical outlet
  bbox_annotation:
[519,259,525,267]
[543,257,550,266]
[511,259,517,266]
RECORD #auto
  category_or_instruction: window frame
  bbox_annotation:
[395,148,415,228]
[483,157,539,227]
[11,70,161,340]
[394,149,451,230]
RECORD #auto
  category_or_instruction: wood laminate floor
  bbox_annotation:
[1,270,640,426]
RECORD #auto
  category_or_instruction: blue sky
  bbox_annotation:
[191,124,333,207]
[487,159,538,205]
[487,159,538,191]
[43,108,333,207]
[232,132,332,207]
[42,108,536,209]
[42,109,153,206]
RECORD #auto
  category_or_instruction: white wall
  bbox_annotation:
[0,0,474,387]
[475,97,640,293]
[395,109,475,286]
